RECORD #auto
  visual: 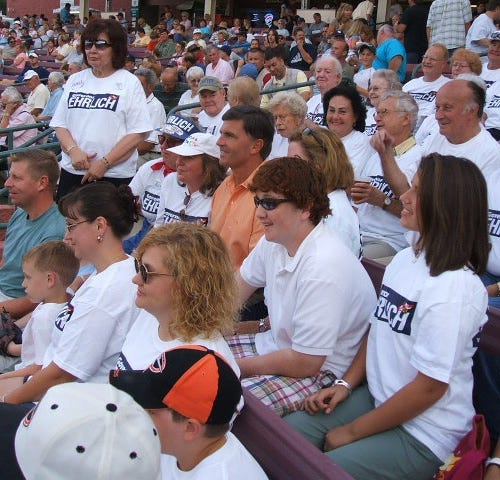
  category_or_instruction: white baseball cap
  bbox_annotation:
[15,383,161,480]
[23,70,39,81]
[168,132,221,158]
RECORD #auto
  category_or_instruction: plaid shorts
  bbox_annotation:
[227,334,336,417]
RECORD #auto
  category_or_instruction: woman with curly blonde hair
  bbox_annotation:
[115,222,240,375]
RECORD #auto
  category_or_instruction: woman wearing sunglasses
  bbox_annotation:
[116,223,239,375]
[154,132,226,228]
[285,154,489,480]
[0,182,141,405]
[227,157,376,417]
[51,19,152,199]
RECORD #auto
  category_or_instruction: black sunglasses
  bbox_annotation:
[84,39,113,50]
[254,196,292,211]
[134,257,174,283]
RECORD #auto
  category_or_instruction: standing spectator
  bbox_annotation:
[60,3,71,24]
[288,27,317,72]
[23,70,50,118]
[328,3,354,35]
[396,0,429,64]
[50,19,152,199]
[180,11,192,31]
[135,68,167,165]
[426,0,472,54]
[465,0,500,58]
[116,12,129,31]
[205,45,235,84]
[153,65,188,115]
[36,71,65,122]
[352,0,376,22]
[374,24,407,83]
[0,87,36,151]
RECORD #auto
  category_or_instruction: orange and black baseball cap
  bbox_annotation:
[110,345,242,425]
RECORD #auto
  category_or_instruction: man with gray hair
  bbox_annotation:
[352,91,422,259]
[0,87,36,150]
[306,55,342,125]
[135,67,167,165]
[374,24,407,82]
[422,78,500,178]
[36,71,65,122]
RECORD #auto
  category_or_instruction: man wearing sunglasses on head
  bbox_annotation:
[227,157,376,417]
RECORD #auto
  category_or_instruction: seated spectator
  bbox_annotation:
[125,115,199,254]
[328,3,354,35]
[268,91,307,158]
[0,52,49,86]
[0,150,65,318]
[288,27,317,72]
[227,157,376,416]
[306,13,329,46]
[227,76,261,108]
[23,70,50,117]
[153,65,189,115]
[465,0,500,58]
[60,42,83,70]
[402,43,450,127]
[36,72,65,122]
[323,33,354,82]
[51,33,72,63]
[154,30,175,59]
[285,153,490,480]
[353,43,376,99]
[111,346,267,479]
[232,29,251,56]
[15,383,161,480]
[323,84,375,176]
[261,47,312,108]
[205,45,235,84]
[288,127,361,257]
[186,28,206,51]
[154,133,226,227]
[132,26,150,47]
[353,91,421,259]
[0,87,37,150]
[0,182,141,404]
[0,241,78,376]
[2,37,17,60]
[135,68,167,165]
[12,40,28,70]
[197,76,230,137]
[178,66,203,117]
[481,30,500,88]
[116,223,239,375]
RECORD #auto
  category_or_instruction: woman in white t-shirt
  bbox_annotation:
[117,222,239,375]
[285,153,490,480]
[323,84,374,177]
[288,126,361,257]
[154,133,226,227]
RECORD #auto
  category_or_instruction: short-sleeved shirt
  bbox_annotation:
[374,38,407,82]
[426,0,472,50]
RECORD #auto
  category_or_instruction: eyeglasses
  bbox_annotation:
[179,193,191,221]
[158,134,183,147]
[84,39,113,50]
[254,196,292,211]
[375,108,405,117]
[134,257,174,283]
[451,62,470,69]
[66,219,89,232]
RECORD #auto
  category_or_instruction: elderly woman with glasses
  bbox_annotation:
[154,132,226,228]
[178,66,204,118]
[268,91,308,159]
[51,19,152,199]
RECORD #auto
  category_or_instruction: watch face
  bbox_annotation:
[384,197,391,206]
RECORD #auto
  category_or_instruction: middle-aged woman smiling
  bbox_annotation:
[323,84,374,177]
[51,19,152,199]
[268,91,307,159]
[285,153,490,480]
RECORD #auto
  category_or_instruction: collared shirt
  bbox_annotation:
[426,0,472,49]
[0,104,37,148]
[210,167,264,269]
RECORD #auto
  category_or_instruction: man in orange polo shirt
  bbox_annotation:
[212,106,275,270]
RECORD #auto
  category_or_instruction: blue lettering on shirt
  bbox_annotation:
[408,91,437,103]
[370,175,394,197]
[306,112,324,125]
[374,285,417,335]
[54,303,74,331]
[488,209,500,237]
[487,95,500,109]
[115,352,132,370]
[142,191,160,215]
[68,92,119,111]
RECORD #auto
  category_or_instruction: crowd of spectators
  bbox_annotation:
[0,2,497,479]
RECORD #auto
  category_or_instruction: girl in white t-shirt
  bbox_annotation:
[285,153,490,480]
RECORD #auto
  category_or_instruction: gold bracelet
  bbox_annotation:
[101,156,111,169]
[66,144,77,154]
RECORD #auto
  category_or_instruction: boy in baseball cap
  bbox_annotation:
[15,383,161,480]
[110,345,268,479]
